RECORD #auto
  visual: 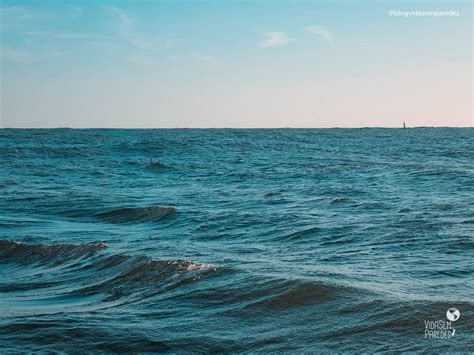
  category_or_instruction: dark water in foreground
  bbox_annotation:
[0,128,473,352]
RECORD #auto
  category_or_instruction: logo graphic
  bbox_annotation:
[446,308,460,322]
[424,308,460,339]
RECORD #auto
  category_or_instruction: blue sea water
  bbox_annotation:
[0,128,472,352]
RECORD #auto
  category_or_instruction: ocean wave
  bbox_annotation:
[273,226,321,241]
[180,274,360,314]
[0,239,214,272]
[146,161,168,170]
[0,240,217,314]
[68,257,217,304]
[331,197,352,204]
[0,240,108,266]
[243,279,346,310]
[95,206,177,224]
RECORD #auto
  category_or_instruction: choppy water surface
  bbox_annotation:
[0,128,472,352]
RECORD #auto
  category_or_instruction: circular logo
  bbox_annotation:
[446,308,460,322]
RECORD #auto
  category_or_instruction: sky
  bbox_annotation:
[0,0,472,128]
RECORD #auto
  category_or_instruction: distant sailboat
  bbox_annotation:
[403,121,406,129]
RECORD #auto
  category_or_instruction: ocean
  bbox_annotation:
[0,128,472,352]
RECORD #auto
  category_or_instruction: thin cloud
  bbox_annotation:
[2,48,35,63]
[306,26,333,42]
[71,6,83,18]
[0,6,33,22]
[0,6,54,30]
[192,53,217,64]
[125,54,157,67]
[2,47,61,64]
[258,32,294,48]
[23,30,110,40]
[126,35,178,52]
[103,6,176,52]
[104,6,133,33]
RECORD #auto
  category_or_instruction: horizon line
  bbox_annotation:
[1,126,472,130]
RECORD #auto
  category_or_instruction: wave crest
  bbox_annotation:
[96,206,177,224]
[0,240,107,265]
[0,240,217,314]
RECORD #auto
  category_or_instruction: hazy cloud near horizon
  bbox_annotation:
[1,1,472,128]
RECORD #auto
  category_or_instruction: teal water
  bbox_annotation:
[0,128,472,352]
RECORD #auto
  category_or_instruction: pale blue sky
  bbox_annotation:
[1,0,472,127]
